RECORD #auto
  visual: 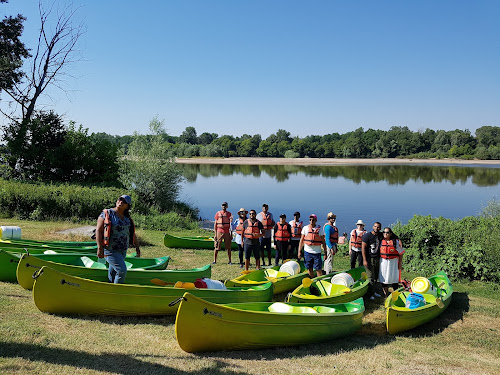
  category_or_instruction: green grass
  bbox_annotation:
[1,219,499,374]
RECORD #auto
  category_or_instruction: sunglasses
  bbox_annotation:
[383,231,390,234]
[249,213,256,216]
[119,198,128,204]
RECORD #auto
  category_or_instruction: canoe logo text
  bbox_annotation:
[203,308,222,318]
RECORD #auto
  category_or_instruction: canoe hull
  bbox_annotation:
[164,233,238,250]
[175,293,364,352]
[16,253,207,290]
[385,271,453,334]
[32,266,273,316]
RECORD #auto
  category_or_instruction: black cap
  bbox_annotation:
[294,211,300,217]
[279,213,286,218]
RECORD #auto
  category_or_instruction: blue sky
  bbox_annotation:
[2,0,499,138]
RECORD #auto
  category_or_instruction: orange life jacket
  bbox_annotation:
[243,219,261,239]
[102,209,135,247]
[275,222,291,241]
[380,239,400,259]
[304,225,323,246]
[259,212,274,231]
[291,220,303,238]
[215,210,231,232]
[235,218,245,236]
[323,223,339,244]
[350,229,366,249]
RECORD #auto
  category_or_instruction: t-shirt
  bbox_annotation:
[301,225,324,254]
[231,217,246,245]
[242,220,264,246]
[289,220,303,241]
[256,211,274,238]
[362,231,382,258]
[350,229,366,252]
[99,208,131,252]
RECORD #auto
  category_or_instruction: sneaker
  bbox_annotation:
[262,262,266,266]
[369,296,375,300]
[228,262,232,265]
[211,261,216,265]
[239,264,243,268]
[373,292,382,298]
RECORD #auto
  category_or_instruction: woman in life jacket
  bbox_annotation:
[96,195,140,284]
[378,227,404,297]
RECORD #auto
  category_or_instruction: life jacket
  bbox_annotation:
[291,220,303,239]
[303,225,322,246]
[275,222,291,241]
[380,239,400,259]
[215,210,231,232]
[102,209,135,247]
[323,223,339,244]
[243,219,261,239]
[350,229,366,249]
[235,218,245,236]
[259,212,274,231]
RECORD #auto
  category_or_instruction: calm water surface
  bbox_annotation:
[178,163,500,235]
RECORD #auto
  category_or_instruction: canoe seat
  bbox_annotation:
[124,261,133,269]
[264,269,290,278]
[314,306,336,313]
[313,280,333,296]
[268,302,317,314]
[80,256,107,269]
[43,250,57,254]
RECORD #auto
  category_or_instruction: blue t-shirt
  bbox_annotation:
[99,208,131,252]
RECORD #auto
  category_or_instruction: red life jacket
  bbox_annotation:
[235,218,245,236]
[259,212,274,231]
[215,210,231,232]
[275,222,291,241]
[323,223,339,244]
[304,225,322,246]
[350,229,366,249]
[102,209,135,247]
[380,239,400,259]
[291,220,303,239]
[243,219,261,239]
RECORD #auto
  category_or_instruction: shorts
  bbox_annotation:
[215,231,232,251]
[304,251,322,271]
[244,242,260,260]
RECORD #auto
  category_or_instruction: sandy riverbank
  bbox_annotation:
[176,157,500,166]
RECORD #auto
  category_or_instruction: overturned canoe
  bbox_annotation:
[0,238,96,248]
[225,261,309,295]
[163,233,238,250]
[32,266,273,316]
[175,292,364,352]
[0,238,97,251]
[17,253,206,290]
[385,271,453,334]
[287,266,369,304]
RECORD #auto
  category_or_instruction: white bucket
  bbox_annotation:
[0,226,22,240]
[200,278,227,290]
[331,272,355,287]
[279,260,300,276]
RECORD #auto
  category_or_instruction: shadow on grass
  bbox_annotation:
[0,342,247,375]
[66,314,177,326]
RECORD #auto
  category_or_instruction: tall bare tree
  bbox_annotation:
[0,0,83,123]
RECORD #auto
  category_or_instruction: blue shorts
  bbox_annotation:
[304,251,322,271]
[244,242,260,260]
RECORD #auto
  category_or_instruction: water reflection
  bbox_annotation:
[178,163,500,186]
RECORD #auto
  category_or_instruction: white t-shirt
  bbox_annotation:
[301,225,324,254]
[350,229,365,252]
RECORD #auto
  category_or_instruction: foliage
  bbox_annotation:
[392,209,500,282]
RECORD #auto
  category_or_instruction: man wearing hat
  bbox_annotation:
[349,220,367,269]
[231,208,248,268]
[273,214,292,266]
[298,214,326,278]
[213,202,233,264]
[323,212,339,274]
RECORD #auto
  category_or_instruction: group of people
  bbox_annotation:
[214,202,404,299]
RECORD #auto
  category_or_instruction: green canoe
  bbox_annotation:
[175,292,364,352]
[0,238,97,251]
[0,238,96,248]
[287,266,369,304]
[0,249,167,283]
[385,271,453,334]
[225,261,309,295]
[32,266,273,316]
[16,252,208,290]
[164,233,238,250]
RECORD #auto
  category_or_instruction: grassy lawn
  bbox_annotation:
[0,219,499,374]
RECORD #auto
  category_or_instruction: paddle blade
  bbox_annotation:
[361,272,368,281]
[150,278,168,286]
[391,290,400,302]
[436,298,444,309]
[342,287,351,294]
[302,278,313,288]
[266,277,278,283]
[241,270,253,275]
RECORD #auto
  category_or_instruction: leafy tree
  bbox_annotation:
[212,135,236,157]
[179,126,198,144]
[198,132,217,145]
[475,126,500,148]
[237,137,259,157]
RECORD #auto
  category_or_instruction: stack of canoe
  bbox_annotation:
[164,233,238,250]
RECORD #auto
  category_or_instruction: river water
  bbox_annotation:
[177,163,500,235]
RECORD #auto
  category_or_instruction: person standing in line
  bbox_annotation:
[213,202,233,264]
[379,227,405,297]
[232,208,248,268]
[349,220,366,269]
[323,212,339,275]
[298,214,326,278]
[289,212,303,259]
[242,209,265,271]
[96,195,141,284]
[256,203,274,266]
[362,221,383,300]
[273,214,291,266]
